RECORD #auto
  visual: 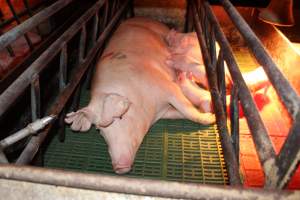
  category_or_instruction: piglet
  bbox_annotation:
[176,71,212,113]
[166,30,269,92]
[65,17,215,174]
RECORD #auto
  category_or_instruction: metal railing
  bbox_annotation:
[187,0,300,189]
[0,0,131,164]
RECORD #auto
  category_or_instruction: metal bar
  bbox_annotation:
[0,165,299,199]
[0,116,55,149]
[22,0,42,36]
[0,150,8,164]
[230,84,239,166]
[203,1,277,187]
[184,0,193,32]
[22,0,34,16]
[30,74,41,121]
[0,1,45,29]
[58,45,68,142]
[0,0,105,118]
[59,45,68,90]
[0,0,73,51]
[5,0,34,50]
[79,26,87,62]
[216,50,226,117]
[219,0,300,119]
[191,0,241,186]
[276,113,300,188]
[92,14,99,43]
[0,2,87,94]
[16,0,129,165]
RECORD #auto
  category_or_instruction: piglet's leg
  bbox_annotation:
[168,84,215,125]
[161,106,185,119]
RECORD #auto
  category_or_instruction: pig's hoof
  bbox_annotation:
[65,108,93,132]
[198,113,216,125]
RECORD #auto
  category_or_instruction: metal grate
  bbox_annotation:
[44,89,228,185]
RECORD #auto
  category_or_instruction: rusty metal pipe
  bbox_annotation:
[16,0,129,165]
[0,0,73,51]
[0,165,299,199]
[191,0,241,186]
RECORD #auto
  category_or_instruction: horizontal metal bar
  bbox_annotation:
[16,0,128,165]
[219,0,300,119]
[0,0,105,118]
[191,0,241,186]
[0,0,73,51]
[203,1,277,187]
[0,165,299,199]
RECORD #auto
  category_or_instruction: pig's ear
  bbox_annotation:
[98,94,131,127]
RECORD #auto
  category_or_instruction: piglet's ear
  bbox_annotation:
[98,93,131,127]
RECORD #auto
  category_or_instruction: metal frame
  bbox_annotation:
[0,0,299,197]
[187,0,300,189]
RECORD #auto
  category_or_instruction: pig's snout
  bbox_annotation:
[109,149,134,174]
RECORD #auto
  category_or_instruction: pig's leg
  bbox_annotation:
[161,106,185,119]
[65,107,95,132]
[168,84,215,124]
[65,93,131,131]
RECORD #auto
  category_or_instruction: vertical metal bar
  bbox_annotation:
[30,74,41,121]
[129,0,135,18]
[59,45,68,90]
[6,0,34,51]
[216,50,226,117]
[0,29,15,57]
[58,45,67,142]
[22,0,42,36]
[209,27,216,67]
[92,14,99,44]
[0,150,8,164]
[79,26,87,62]
[191,0,241,186]
[184,0,193,32]
[275,113,300,188]
[230,84,239,166]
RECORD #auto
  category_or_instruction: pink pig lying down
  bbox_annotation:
[165,30,270,92]
[65,17,215,174]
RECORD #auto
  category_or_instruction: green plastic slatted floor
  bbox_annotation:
[44,89,228,185]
